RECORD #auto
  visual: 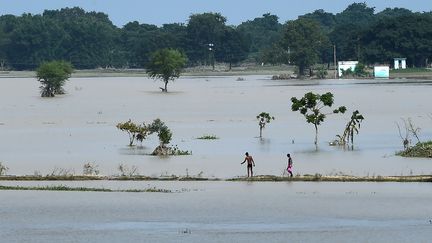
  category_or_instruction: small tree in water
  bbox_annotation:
[116,120,148,146]
[83,162,100,176]
[148,119,173,155]
[291,92,346,145]
[146,48,187,92]
[0,162,8,175]
[256,112,275,138]
[337,110,364,148]
[36,61,73,97]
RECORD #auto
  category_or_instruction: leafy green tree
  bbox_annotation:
[300,9,336,33]
[259,44,289,65]
[376,8,413,19]
[362,13,432,67]
[354,63,368,77]
[147,119,175,156]
[186,12,227,64]
[5,14,67,70]
[158,126,173,146]
[0,25,9,70]
[116,119,148,146]
[120,21,164,68]
[256,112,275,138]
[337,110,364,148]
[43,7,119,69]
[237,13,282,59]
[146,48,187,92]
[147,118,172,146]
[335,2,375,26]
[316,65,328,79]
[291,92,346,145]
[216,26,249,70]
[280,18,329,76]
[330,3,375,62]
[330,23,363,62]
[36,60,73,97]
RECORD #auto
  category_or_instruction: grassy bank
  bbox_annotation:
[1,66,432,79]
[0,65,294,79]
[1,174,431,183]
[0,175,218,181]
[0,184,172,193]
[227,174,432,182]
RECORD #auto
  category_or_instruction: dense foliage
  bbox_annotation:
[1,4,432,70]
[280,18,329,76]
[36,60,73,97]
[146,48,187,92]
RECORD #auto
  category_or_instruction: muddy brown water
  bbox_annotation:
[0,76,431,177]
[1,76,432,242]
[0,181,432,242]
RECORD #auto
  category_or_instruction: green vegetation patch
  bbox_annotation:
[196,134,219,140]
[390,68,432,74]
[0,184,172,193]
[397,141,432,158]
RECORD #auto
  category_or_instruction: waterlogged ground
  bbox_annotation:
[0,75,432,177]
[0,181,432,242]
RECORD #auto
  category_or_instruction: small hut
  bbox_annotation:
[394,58,406,69]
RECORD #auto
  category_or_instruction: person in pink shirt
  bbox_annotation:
[287,153,293,177]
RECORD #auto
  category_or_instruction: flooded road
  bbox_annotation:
[1,181,431,242]
[0,76,431,177]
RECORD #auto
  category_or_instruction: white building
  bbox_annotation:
[338,61,358,77]
[394,58,406,69]
[374,66,389,78]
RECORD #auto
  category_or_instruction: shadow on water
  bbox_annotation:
[142,90,185,95]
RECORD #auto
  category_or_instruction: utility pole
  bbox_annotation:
[208,43,215,71]
[333,44,337,79]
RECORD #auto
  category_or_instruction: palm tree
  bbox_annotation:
[337,110,364,149]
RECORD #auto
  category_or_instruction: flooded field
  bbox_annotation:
[1,181,432,242]
[0,75,431,177]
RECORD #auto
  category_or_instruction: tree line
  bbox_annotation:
[0,3,431,71]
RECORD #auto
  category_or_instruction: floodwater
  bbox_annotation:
[1,181,432,242]
[1,76,432,242]
[0,75,432,177]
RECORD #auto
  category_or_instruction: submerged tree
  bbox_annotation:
[148,119,172,145]
[146,48,187,92]
[0,162,8,175]
[36,60,73,97]
[117,163,138,177]
[116,119,148,146]
[82,162,100,176]
[396,118,422,150]
[291,92,346,145]
[336,110,364,148]
[256,112,275,138]
[148,118,173,155]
